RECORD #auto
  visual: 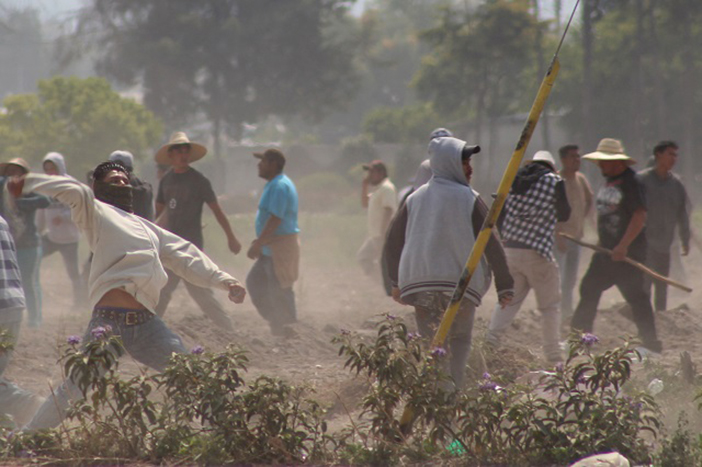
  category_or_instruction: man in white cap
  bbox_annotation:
[154,132,242,332]
[108,150,154,221]
[571,138,662,354]
[486,150,571,363]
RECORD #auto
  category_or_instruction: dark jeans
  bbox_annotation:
[155,271,234,332]
[246,255,296,333]
[571,253,661,352]
[645,248,671,312]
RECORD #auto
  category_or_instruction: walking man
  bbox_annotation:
[554,145,593,320]
[384,137,513,389]
[637,141,690,312]
[571,138,662,354]
[0,211,45,426]
[154,132,242,331]
[486,150,571,363]
[39,152,84,306]
[0,159,50,328]
[12,161,246,430]
[246,149,300,336]
[358,160,396,277]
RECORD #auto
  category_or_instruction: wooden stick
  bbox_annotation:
[558,232,692,293]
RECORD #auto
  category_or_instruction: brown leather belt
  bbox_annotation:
[93,307,154,326]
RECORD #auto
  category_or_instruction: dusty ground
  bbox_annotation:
[7,214,702,434]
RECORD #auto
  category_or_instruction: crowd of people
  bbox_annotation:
[0,126,691,427]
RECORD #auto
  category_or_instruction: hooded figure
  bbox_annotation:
[384,136,513,389]
[37,152,84,306]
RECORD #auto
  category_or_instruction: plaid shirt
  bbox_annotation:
[0,217,25,312]
[502,172,561,260]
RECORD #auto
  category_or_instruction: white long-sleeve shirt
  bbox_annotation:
[23,174,237,313]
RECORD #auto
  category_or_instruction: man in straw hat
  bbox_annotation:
[486,150,571,363]
[571,138,662,355]
[247,148,300,337]
[154,132,242,332]
[0,159,50,328]
[9,160,246,430]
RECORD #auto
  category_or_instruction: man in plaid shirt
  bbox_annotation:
[487,151,570,363]
[0,213,44,426]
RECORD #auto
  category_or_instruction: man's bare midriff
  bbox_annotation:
[95,288,146,310]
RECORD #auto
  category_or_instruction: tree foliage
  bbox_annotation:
[71,0,362,147]
[0,76,162,176]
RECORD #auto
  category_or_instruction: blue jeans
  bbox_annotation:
[246,256,296,333]
[555,242,581,319]
[0,319,41,425]
[17,246,42,327]
[24,311,186,430]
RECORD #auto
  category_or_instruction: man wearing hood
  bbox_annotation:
[9,161,246,430]
[38,152,84,306]
[486,150,570,364]
[108,150,154,221]
[384,137,514,389]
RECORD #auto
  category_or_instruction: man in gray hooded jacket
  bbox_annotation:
[384,136,513,389]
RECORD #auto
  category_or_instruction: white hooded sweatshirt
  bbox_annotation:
[37,152,81,244]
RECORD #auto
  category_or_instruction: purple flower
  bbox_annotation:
[386,313,397,321]
[340,329,350,336]
[555,362,564,373]
[431,347,447,358]
[581,333,599,347]
[67,335,81,345]
[482,372,491,380]
[480,381,498,391]
[190,345,204,355]
[407,332,421,340]
[91,326,111,339]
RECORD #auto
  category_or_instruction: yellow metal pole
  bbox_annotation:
[397,0,580,437]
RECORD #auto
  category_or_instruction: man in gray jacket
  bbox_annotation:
[384,136,513,389]
[638,141,690,312]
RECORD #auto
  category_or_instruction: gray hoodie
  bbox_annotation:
[396,137,491,305]
[37,152,80,244]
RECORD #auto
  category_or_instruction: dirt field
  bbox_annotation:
[7,212,702,433]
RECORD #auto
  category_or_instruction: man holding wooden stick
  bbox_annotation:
[571,138,662,355]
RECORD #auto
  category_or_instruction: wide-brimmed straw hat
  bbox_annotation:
[582,138,636,165]
[0,157,31,176]
[526,150,557,171]
[154,132,207,165]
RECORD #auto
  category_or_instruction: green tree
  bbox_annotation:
[69,0,361,157]
[361,102,441,144]
[0,76,162,176]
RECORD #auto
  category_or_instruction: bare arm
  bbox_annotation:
[612,208,646,261]
[247,215,283,260]
[207,200,241,254]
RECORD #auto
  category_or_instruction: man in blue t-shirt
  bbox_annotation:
[247,149,300,336]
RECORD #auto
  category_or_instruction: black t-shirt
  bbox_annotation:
[156,168,216,249]
[595,167,647,260]
[130,174,154,222]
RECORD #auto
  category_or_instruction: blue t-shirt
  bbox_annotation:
[255,174,299,256]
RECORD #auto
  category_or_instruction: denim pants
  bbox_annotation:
[406,291,475,390]
[41,237,84,305]
[644,248,671,312]
[17,246,42,327]
[24,312,186,430]
[246,255,296,333]
[155,271,234,332]
[555,242,581,320]
[487,248,563,362]
[571,253,661,352]
[0,319,41,425]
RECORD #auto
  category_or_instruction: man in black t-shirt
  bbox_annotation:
[571,138,662,355]
[154,132,242,331]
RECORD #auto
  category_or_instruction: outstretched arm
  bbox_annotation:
[157,226,245,303]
